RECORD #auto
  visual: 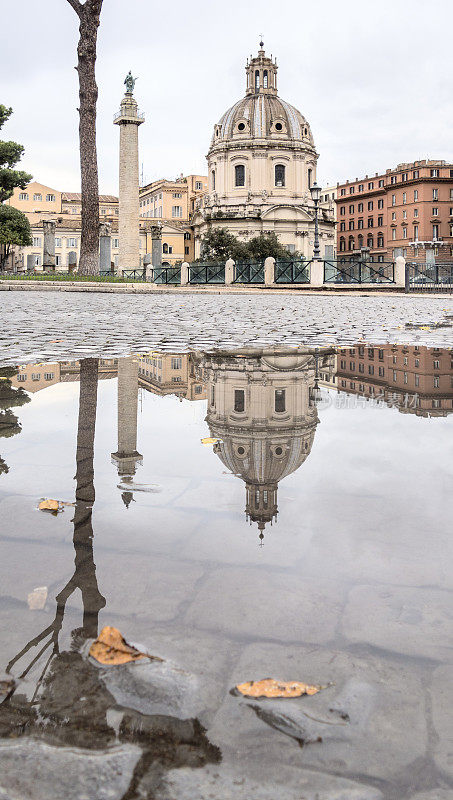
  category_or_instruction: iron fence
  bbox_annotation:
[406,262,453,293]
[274,259,310,284]
[233,261,264,284]
[324,259,395,284]
[189,263,225,284]
[151,266,181,285]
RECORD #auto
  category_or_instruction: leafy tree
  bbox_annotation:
[0,105,32,203]
[197,228,295,263]
[247,232,294,261]
[0,205,32,269]
[66,0,104,276]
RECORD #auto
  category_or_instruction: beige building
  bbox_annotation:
[192,43,335,259]
[139,175,207,222]
[138,353,206,400]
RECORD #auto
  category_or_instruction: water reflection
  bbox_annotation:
[0,367,30,476]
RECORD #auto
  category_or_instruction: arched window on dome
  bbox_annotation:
[255,70,260,90]
[211,170,216,191]
[235,164,245,187]
[308,168,312,189]
[275,164,285,188]
[263,70,268,88]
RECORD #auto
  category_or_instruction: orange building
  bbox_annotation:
[336,344,453,416]
[336,160,453,264]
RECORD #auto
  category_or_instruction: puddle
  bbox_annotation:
[0,344,452,799]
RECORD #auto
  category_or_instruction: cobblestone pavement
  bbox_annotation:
[0,291,452,365]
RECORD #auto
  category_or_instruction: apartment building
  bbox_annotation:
[335,344,453,416]
[336,160,453,263]
[139,175,207,222]
[138,353,206,400]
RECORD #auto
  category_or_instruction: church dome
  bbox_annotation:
[210,43,315,148]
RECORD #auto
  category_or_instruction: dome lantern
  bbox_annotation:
[245,42,278,97]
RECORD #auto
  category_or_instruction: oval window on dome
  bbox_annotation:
[238,122,246,132]
[237,446,245,455]
[275,446,283,456]
[275,122,283,131]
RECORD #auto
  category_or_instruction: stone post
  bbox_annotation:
[264,256,275,287]
[42,220,56,271]
[26,254,35,272]
[68,251,78,273]
[111,357,142,477]
[143,253,153,282]
[114,91,144,272]
[394,255,406,288]
[310,259,324,287]
[225,258,235,285]
[181,261,189,286]
[99,222,112,273]
[150,224,162,269]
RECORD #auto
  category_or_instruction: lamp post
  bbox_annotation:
[310,181,321,259]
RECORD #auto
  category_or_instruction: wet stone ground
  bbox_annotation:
[0,291,452,365]
[0,339,452,798]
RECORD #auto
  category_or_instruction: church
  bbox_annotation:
[191,43,335,259]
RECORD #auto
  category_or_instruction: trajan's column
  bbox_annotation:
[114,72,144,271]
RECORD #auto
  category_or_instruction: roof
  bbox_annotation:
[61,193,118,203]
[212,93,314,147]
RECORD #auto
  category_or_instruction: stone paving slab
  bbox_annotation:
[0,739,141,800]
[0,292,452,366]
[430,666,453,778]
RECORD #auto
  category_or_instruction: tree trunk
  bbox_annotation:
[67,0,103,276]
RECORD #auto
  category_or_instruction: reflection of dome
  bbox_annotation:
[197,349,320,540]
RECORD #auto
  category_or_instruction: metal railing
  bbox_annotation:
[275,259,310,284]
[324,259,395,284]
[233,260,264,284]
[189,263,225,284]
[151,266,181,285]
[120,269,146,281]
[406,262,453,293]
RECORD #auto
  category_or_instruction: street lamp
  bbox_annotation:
[310,181,321,259]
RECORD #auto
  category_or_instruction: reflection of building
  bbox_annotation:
[197,350,320,541]
[11,359,117,392]
[336,344,453,416]
[138,354,206,401]
[111,357,142,478]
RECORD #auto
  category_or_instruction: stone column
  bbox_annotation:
[143,253,153,282]
[394,255,406,288]
[310,260,324,287]
[181,261,189,286]
[150,224,162,269]
[42,220,56,271]
[264,256,275,286]
[68,251,78,273]
[225,258,235,285]
[111,357,142,477]
[114,92,144,272]
[99,222,112,273]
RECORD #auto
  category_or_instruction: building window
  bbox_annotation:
[432,207,438,216]
[368,201,373,211]
[275,164,285,187]
[378,198,384,209]
[308,169,312,188]
[350,186,355,194]
[19,192,29,201]
[340,222,345,231]
[392,194,396,206]
[402,192,406,204]
[31,373,41,381]
[392,229,396,240]
[275,389,286,413]
[391,176,397,184]
[163,243,168,253]
[359,184,364,192]
[172,192,182,198]
[413,170,419,179]
[67,238,77,247]
[113,238,119,248]
[234,389,245,413]
[430,168,439,177]
[171,357,182,370]
[33,193,42,201]
[235,164,245,187]
[368,182,374,190]
[358,219,363,229]
[46,194,55,202]
[195,181,203,190]
[184,232,191,240]
[434,376,439,388]
[55,255,60,266]
[367,236,374,248]
[393,370,397,382]
[349,220,354,230]
[379,179,384,187]
[433,188,438,200]
[402,173,407,182]
[377,235,384,247]
[414,225,419,240]
[433,224,439,240]
[340,188,346,196]
[349,205,354,214]
[348,236,354,250]
[44,373,54,380]
[185,246,189,255]
[433,360,440,369]
[368,217,373,228]
[339,238,345,251]
[368,365,374,375]
[358,202,363,212]
[172,205,182,217]
[211,170,215,190]
[414,208,419,218]
[32,237,41,247]
[403,227,407,239]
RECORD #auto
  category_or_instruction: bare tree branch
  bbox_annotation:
[66,0,83,16]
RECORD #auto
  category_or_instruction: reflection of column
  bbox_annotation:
[111,357,142,476]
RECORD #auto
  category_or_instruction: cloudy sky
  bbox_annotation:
[2,0,452,195]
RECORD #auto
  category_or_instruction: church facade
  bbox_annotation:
[192,44,335,259]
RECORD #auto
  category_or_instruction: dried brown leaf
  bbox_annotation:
[38,499,60,512]
[234,678,326,698]
[89,626,162,666]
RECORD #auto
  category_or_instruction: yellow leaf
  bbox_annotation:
[39,499,60,512]
[201,437,223,446]
[234,678,326,698]
[89,626,162,666]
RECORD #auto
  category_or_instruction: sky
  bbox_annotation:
[2,0,453,195]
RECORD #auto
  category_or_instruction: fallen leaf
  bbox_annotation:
[38,499,60,513]
[201,437,223,446]
[89,626,162,666]
[234,678,327,698]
